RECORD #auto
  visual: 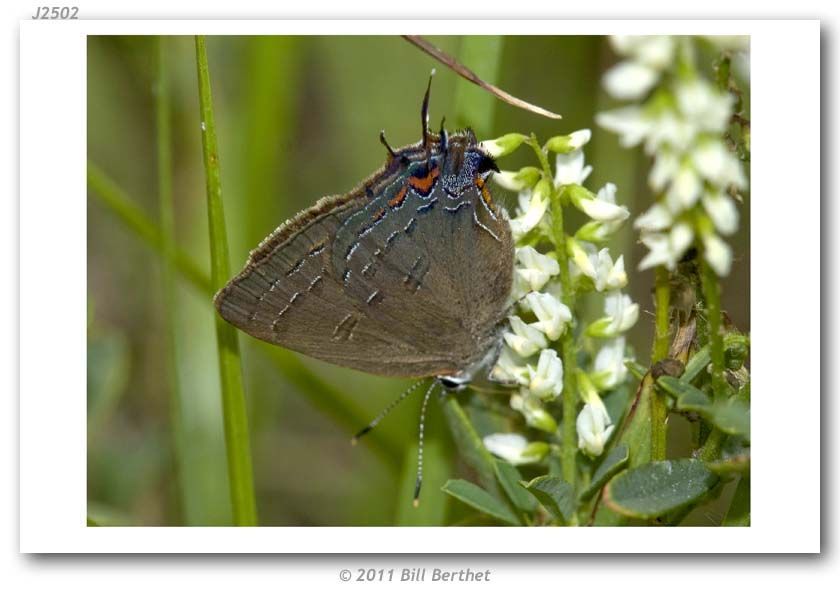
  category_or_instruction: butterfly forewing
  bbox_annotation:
[214,133,513,378]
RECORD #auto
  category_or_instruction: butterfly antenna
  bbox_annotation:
[351,379,426,445]
[379,130,397,160]
[421,69,435,166]
[412,379,441,507]
[439,116,449,156]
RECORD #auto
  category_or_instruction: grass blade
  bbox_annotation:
[195,35,258,526]
[155,36,193,523]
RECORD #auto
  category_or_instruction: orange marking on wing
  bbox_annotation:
[388,186,408,208]
[475,176,497,211]
[408,166,440,194]
[372,207,386,222]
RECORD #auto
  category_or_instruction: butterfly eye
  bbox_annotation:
[439,377,466,392]
[476,153,500,176]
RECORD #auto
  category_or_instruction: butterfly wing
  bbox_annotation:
[215,145,513,378]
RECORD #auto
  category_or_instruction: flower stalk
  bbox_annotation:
[529,138,580,487]
[483,129,636,501]
[650,266,671,460]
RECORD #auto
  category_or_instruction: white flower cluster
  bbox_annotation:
[596,35,748,277]
[478,131,639,462]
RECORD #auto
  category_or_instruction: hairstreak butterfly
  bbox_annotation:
[214,74,514,502]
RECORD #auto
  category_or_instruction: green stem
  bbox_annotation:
[698,256,727,461]
[195,36,257,526]
[86,162,402,469]
[701,258,727,401]
[650,267,671,461]
[155,36,190,523]
[527,137,577,489]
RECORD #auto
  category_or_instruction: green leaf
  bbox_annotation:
[522,476,576,523]
[603,459,719,519]
[681,345,711,384]
[707,436,750,474]
[706,453,750,475]
[441,479,519,525]
[658,377,750,442]
[625,360,648,381]
[442,399,503,499]
[616,377,653,467]
[581,444,629,500]
[657,376,709,407]
[722,476,750,526]
[493,459,537,513]
[712,399,751,441]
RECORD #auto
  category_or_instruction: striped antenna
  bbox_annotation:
[351,379,427,444]
[412,379,442,507]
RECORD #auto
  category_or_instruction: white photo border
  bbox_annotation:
[19,19,820,553]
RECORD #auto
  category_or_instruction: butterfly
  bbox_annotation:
[214,75,514,502]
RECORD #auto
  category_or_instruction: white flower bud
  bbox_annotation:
[634,203,674,232]
[509,181,551,240]
[574,182,630,223]
[631,36,676,70]
[675,79,733,134]
[527,349,564,399]
[596,106,652,148]
[702,190,739,236]
[703,232,733,277]
[649,150,680,192]
[493,166,541,192]
[591,337,628,390]
[645,111,698,155]
[575,218,625,244]
[554,149,593,186]
[522,291,572,340]
[603,291,639,336]
[510,391,558,433]
[481,133,527,158]
[638,222,694,271]
[691,140,747,190]
[576,401,615,457]
[568,241,627,292]
[610,36,676,70]
[483,433,542,465]
[568,238,598,281]
[666,163,703,212]
[596,251,628,291]
[588,292,639,338]
[546,129,592,154]
[503,316,547,357]
[490,346,530,386]
[514,247,560,294]
[603,61,660,100]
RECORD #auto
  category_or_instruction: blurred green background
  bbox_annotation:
[87,35,749,526]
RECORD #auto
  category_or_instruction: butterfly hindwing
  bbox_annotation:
[214,133,513,378]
